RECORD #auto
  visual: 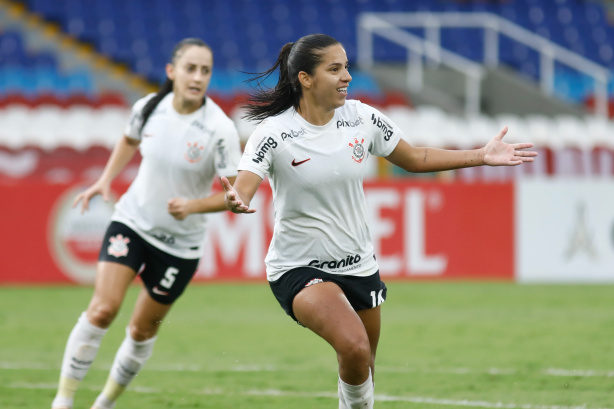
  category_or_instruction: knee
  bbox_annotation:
[338,336,372,366]
[87,303,120,328]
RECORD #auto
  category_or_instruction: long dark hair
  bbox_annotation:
[243,34,340,122]
[139,38,212,134]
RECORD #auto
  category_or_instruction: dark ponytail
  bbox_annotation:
[139,79,173,134]
[139,38,212,134]
[244,34,340,122]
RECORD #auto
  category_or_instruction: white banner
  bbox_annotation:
[517,179,614,283]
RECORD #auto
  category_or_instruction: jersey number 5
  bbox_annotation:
[370,290,384,308]
[160,267,179,289]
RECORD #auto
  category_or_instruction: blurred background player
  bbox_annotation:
[221,33,537,409]
[51,38,242,409]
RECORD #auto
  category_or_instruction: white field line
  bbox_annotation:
[376,366,518,375]
[544,368,614,377]
[2,361,614,377]
[6,381,613,409]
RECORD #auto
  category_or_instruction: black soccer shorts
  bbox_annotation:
[98,221,200,304]
[269,266,387,324]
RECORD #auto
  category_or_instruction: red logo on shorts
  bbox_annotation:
[108,234,130,257]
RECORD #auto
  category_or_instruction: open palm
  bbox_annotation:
[483,126,538,166]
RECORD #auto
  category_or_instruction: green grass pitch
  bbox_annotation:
[1,281,613,408]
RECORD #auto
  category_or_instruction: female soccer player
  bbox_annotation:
[221,34,537,409]
[51,38,242,409]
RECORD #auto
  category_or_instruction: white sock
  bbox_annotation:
[51,312,108,409]
[92,328,157,409]
[339,368,374,409]
[338,377,349,409]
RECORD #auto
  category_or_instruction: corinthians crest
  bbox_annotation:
[108,234,130,257]
[184,142,204,163]
[348,138,365,163]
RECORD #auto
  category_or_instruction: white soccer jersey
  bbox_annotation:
[238,100,402,281]
[112,92,242,259]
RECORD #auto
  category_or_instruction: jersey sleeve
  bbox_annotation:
[237,122,279,179]
[123,93,156,140]
[213,117,242,178]
[360,102,403,157]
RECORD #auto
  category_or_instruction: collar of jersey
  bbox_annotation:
[291,107,337,133]
[164,93,206,122]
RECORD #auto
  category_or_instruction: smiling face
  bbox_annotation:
[166,44,213,113]
[301,44,352,112]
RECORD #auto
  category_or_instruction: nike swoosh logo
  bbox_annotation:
[152,287,169,296]
[292,158,311,166]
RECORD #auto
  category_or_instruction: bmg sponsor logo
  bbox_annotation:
[252,136,278,163]
[371,113,394,141]
[216,140,228,168]
[337,116,364,129]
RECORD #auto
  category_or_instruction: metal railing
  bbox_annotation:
[357,12,610,118]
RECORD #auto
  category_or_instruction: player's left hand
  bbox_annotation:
[168,197,192,220]
[483,126,538,166]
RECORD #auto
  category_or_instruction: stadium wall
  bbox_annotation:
[516,179,614,283]
[1,179,514,284]
[3,178,612,285]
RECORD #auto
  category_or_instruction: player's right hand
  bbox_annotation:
[220,176,256,214]
[72,182,110,214]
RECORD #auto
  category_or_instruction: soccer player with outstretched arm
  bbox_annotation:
[221,34,537,409]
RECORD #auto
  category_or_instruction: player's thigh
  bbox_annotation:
[357,306,381,363]
[128,248,198,340]
[91,261,137,303]
[293,281,369,351]
[87,261,137,326]
[87,222,146,324]
[333,271,385,359]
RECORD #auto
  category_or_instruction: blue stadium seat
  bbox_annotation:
[0,30,27,65]
[8,0,612,105]
[31,51,57,69]
[35,68,68,96]
[65,69,95,95]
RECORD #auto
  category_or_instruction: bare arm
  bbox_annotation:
[386,126,537,173]
[167,176,238,221]
[73,135,140,213]
[220,170,263,214]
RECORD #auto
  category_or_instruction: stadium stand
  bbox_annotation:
[0,0,613,181]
